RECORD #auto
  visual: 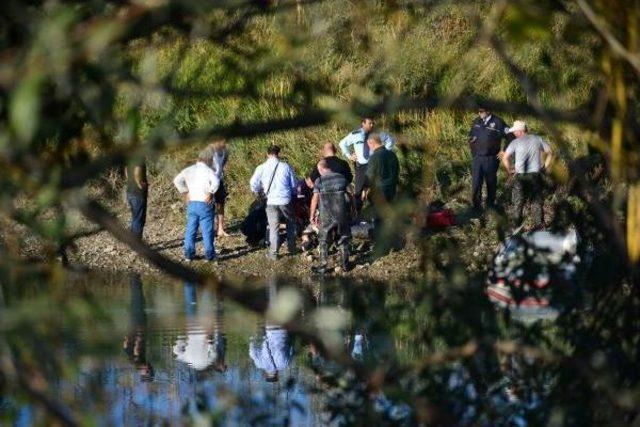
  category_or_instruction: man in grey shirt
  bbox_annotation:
[502,120,553,229]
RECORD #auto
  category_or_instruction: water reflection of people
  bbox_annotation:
[123,273,154,381]
[249,280,294,382]
[173,282,227,373]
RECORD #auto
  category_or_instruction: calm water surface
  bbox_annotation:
[0,272,421,426]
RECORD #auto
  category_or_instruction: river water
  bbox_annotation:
[0,265,603,426]
[0,272,427,426]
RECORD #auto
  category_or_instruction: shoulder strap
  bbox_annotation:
[265,161,280,196]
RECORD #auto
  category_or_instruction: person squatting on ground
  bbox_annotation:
[309,159,351,273]
[364,133,400,255]
[468,107,511,212]
[249,145,298,261]
[125,159,148,239]
[209,139,230,238]
[339,117,395,220]
[173,148,220,262]
[501,120,553,230]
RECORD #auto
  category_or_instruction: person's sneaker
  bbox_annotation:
[266,253,278,261]
[183,258,193,264]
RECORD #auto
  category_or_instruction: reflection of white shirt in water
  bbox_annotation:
[249,327,293,373]
[173,330,215,371]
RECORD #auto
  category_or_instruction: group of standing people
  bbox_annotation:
[248,117,399,272]
[123,110,553,271]
[468,107,553,230]
[121,116,400,272]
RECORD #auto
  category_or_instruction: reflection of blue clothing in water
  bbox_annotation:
[249,327,293,374]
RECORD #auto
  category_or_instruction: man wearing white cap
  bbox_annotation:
[501,120,553,229]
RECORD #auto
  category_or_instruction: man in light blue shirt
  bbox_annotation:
[339,117,395,217]
[250,145,298,260]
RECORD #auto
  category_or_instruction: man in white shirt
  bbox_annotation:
[173,149,220,262]
[250,145,298,260]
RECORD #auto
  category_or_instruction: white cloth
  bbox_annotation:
[173,161,220,202]
[173,330,216,371]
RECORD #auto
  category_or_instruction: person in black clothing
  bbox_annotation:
[125,159,148,239]
[309,142,353,185]
[468,107,511,212]
[123,273,154,381]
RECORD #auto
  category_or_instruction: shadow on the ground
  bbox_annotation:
[217,244,262,261]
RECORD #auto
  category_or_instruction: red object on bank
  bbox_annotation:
[427,209,455,228]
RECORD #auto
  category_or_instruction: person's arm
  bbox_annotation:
[542,142,553,171]
[249,165,263,194]
[339,133,356,161]
[309,192,319,225]
[134,165,147,190]
[381,132,395,150]
[501,150,514,174]
[173,169,188,194]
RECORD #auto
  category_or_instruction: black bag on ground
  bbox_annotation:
[241,198,268,246]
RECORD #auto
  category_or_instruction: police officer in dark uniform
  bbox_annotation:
[468,107,511,211]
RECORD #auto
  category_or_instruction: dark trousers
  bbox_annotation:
[353,163,368,215]
[127,191,147,239]
[318,193,350,268]
[370,195,395,256]
[472,155,499,210]
[513,173,544,228]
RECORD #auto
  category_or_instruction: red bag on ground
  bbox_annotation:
[427,209,455,228]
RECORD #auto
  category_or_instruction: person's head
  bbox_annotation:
[366,133,383,151]
[478,107,490,120]
[508,120,527,138]
[317,159,331,176]
[361,117,375,133]
[322,142,337,157]
[264,371,279,383]
[198,147,215,167]
[267,145,281,158]
[209,138,227,152]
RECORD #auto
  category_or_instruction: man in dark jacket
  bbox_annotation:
[125,159,148,239]
[309,159,351,273]
[468,107,511,212]
[309,142,353,185]
[364,134,399,255]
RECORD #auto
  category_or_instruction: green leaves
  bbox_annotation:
[9,76,43,143]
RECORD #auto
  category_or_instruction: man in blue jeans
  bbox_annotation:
[250,145,298,261]
[173,149,220,262]
[125,160,148,239]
